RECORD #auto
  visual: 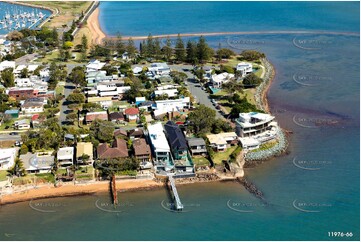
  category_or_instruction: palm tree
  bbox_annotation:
[7,158,26,178]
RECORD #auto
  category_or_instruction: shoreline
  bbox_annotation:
[87,6,106,45]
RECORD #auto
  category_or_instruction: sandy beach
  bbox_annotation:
[87,7,106,45]
[0,179,163,205]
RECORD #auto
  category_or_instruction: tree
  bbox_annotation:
[186,40,198,65]
[187,104,216,135]
[197,36,213,64]
[126,38,137,59]
[216,48,235,60]
[222,80,243,95]
[20,67,29,78]
[193,68,205,82]
[239,50,265,61]
[170,71,187,84]
[154,38,162,60]
[162,36,173,61]
[7,158,26,177]
[146,34,155,58]
[63,41,74,50]
[7,31,24,41]
[230,98,260,118]
[66,93,85,104]
[125,77,143,102]
[115,34,125,55]
[68,66,86,86]
[174,34,186,62]
[1,68,15,87]
[242,73,262,88]
[66,112,78,124]
[81,34,88,53]
[82,102,101,111]
[90,119,115,143]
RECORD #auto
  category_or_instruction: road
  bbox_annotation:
[0,134,21,142]
[169,65,223,119]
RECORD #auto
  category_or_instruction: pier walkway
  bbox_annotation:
[168,175,183,210]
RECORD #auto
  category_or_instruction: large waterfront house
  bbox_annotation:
[97,138,129,160]
[211,72,235,88]
[147,122,173,172]
[133,138,152,169]
[236,62,253,77]
[187,137,207,156]
[0,148,16,170]
[21,151,54,173]
[235,112,278,149]
[57,147,75,166]
[164,121,194,173]
[76,142,94,165]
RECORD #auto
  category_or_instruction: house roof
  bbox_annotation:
[109,112,124,121]
[164,121,188,151]
[128,128,144,137]
[97,138,128,159]
[124,107,139,115]
[207,134,227,145]
[21,152,54,171]
[133,138,151,156]
[187,137,206,147]
[147,122,170,152]
[57,147,74,160]
[76,142,93,158]
[86,111,108,122]
[114,128,127,137]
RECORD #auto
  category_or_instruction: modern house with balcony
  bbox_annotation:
[187,137,207,156]
[236,62,253,77]
[57,147,74,166]
[164,121,194,174]
[147,122,173,172]
[235,112,276,137]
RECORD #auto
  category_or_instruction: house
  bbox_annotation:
[0,148,16,170]
[0,60,15,71]
[14,119,30,130]
[57,147,74,166]
[108,112,125,123]
[86,70,114,87]
[7,87,38,100]
[114,128,128,138]
[86,60,106,73]
[164,121,194,173]
[153,89,178,98]
[87,96,113,109]
[85,111,108,124]
[133,138,152,166]
[76,142,93,165]
[21,151,54,173]
[211,72,235,88]
[187,137,207,156]
[148,62,170,76]
[153,97,190,117]
[135,97,146,106]
[124,107,139,123]
[236,62,253,77]
[128,128,144,140]
[138,101,154,112]
[97,138,129,159]
[147,122,173,171]
[4,109,19,119]
[206,132,238,152]
[132,66,143,75]
[235,112,276,137]
[31,114,46,128]
[21,97,45,114]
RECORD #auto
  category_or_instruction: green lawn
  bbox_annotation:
[192,157,211,166]
[212,146,237,165]
[55,84,65,96]
[0,170,8,181]
[250,140,278,153]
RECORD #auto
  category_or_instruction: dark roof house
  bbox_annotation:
[164,121,188,157]
[97,138,129,159]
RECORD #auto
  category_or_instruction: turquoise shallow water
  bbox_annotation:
[0,1,359,241]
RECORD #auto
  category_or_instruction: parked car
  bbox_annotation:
[9,132,19,135]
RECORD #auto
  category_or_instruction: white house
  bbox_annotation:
[206,134,227,152]
[153,89,178,98]
[21,151,55,173]
[148,63,170,76]
[14,119,31,130]
[132,66,143,75]
[211,72,235,88]
[0,60,15,71]
[86,60,106,73]
[21,97,45,114]
[235,112,276,137]
[57,147,74,166]
[236,62,253,77]
[0,148,17,170]
[147,122,173,171]
[153,97,190,117]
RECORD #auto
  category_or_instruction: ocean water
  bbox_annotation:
[0,2,51,35]
[0,2,359,241]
